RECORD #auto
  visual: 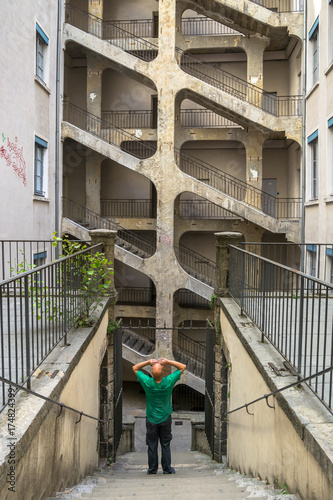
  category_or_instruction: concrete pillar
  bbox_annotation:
[243,130,267,208]
[243,36,269,90]
[86,151,103,215]
[86,54,104,120]
[214,232,243,298]
[152,0,178,344]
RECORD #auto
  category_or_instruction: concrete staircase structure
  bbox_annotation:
[46,451,298,500]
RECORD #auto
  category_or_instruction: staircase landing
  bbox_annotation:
[47,451,297,499]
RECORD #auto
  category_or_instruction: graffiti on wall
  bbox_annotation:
[0,135,27,187]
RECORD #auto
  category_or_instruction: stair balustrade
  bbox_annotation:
[175,148,301,220]
[65,3,158,61]
[63,102,157,160]
[249,0,304,12]
[174,245,216,287]
[63,197,156,257]
[63,103,301,221]
[177,50,302,117]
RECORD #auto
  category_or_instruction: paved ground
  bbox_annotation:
[46,450,298,500]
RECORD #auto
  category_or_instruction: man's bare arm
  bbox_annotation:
[158,358,186,374]
[132,358,157,375]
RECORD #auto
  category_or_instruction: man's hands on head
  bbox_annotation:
[149,359,158,366]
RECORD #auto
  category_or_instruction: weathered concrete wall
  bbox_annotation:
[0,300,111,500]
[219,298,333,500]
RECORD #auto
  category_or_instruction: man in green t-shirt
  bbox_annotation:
[133,358,186,475]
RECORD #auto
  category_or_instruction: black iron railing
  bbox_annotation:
[241,242,333,284]
[63,102,157,160]
[177,50,302,117]
[63,197,156,257]
[0,241,61,282]
[228,245,333,413]
[0,243,105,411]
[101,108,242,129]
[104,19,157,38]
[175,331,206,364]
[102,110,154,129]
[182,16,242,36]
[65,4,158,61]
[101,199,154,218]
[175,149,301,220]
[249,0,304,12]
[116,287,156,305]
[179,199,240,219]
[180,109,242,128]
[177,289,211,309]
[175,245,216,287]
[121,318,156,345]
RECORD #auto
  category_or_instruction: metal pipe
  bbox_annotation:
[54,0,62,251]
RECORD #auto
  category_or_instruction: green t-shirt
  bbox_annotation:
[137,369,181,424]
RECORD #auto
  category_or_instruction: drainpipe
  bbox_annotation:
[301,0,307,271]
[55,0,62,244]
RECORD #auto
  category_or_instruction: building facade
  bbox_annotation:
[1,1,332,396]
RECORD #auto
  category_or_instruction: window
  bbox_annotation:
[308,130,319,199]
[309,17,319,86]
[36,23,49,82]
[326,247,333,283]
[34,136,48,196]
[329,117,333,193]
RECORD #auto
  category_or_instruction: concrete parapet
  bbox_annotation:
[220,297,333,500]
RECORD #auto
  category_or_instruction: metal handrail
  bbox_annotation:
[228,245,333,413]
[101,108,243,129]
[0,243,105,410]
[0,376,104,422]
[175,244,216,287]
[227,366,333,416]
[249,0,304,13]
[101,198,154,218]
[65,3,158,61]
[63,102,157,160]
[182,16,242,36]
[176,331,206,364]
[179,199,241,219]
[177,49,302,117]
[63,197,156,257]
[176,148,301,220]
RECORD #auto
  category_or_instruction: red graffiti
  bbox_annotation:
[0,136,27,187]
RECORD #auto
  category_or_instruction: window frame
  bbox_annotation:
[308,130,319,200]
[308,17,319,87]
[34,136,48,197]
[36,23,49,83]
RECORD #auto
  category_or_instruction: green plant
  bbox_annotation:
[275,475,289,495]
[210,293,217,310]
[53,233,114,327]
[106,457,112,466]
[107,320,121,334]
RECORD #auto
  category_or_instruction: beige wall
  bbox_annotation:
[101,159,152,199]
[0,304,109,500]
[305,1,333,244]
[0,0,60,240]
[220,299,333,500]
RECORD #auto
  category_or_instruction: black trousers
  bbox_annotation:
[146,415,172,473]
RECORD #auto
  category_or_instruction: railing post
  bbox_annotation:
[24,275,31,389]
[89,229,118,319]
[214,232,243,298]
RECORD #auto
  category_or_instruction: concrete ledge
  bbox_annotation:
[220,297,333,496]
[0,298,112,499]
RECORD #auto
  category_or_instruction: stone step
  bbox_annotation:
[46,452,298,500]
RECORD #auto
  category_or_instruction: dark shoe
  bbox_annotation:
[147,470,157,475]
[163,467,176,474]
